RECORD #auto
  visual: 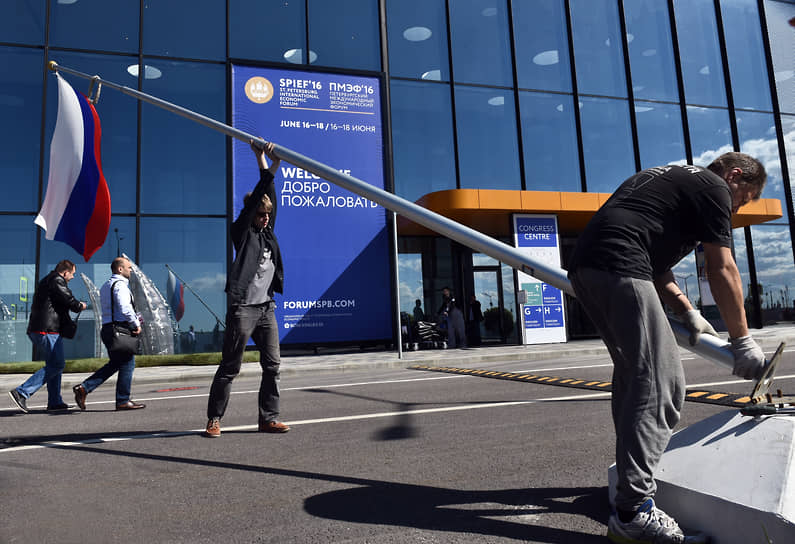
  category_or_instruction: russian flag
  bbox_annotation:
[34,73,111,262]
[167,268,185,322]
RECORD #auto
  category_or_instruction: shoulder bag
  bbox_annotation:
[106,281,141,357]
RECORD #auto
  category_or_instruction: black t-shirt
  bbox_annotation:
[568,165,733,280]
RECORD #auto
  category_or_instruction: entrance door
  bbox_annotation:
[473,268,504,343]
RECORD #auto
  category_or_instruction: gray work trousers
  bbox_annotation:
[569,268,685,512]
[207,302,281,423]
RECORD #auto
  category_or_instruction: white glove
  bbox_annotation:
[679,310,719,346]
[729,336,766,380]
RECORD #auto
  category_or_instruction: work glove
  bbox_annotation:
[729,336,767,380]
[679,310,719,346]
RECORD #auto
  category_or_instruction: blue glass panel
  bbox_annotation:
[580,96,635,193]
[635,101,686,168]
[308,0,380,71]
[44,52,138,214]
[569,0,627,97]
[0,1,45,45]
[685,105,731,164]
[50,0,139,54]
[139,217,226,335]
[766,1,795,115]
[672,0,727,107]
[140,60,225,214]
[0,216,37,362]
[737,111,781,202]
[143,0,225,61]
[449,0,512,87]
[455,85,520,190]
[386,0,449,81]
[720,0,772,111]
[518,91,580,191]
[623,0,678,102]
[0,47,42,212]
[749,225,795,318]
[390,80,456,202]
[229,0,305,64]
[513,0,571,92]
[784,114,795,213]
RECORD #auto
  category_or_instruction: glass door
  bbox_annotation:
[473,268,504,343]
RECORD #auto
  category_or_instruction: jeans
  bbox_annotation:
[80,325,136,404]
[570,268,684,512]
[18,333,66,406]
[207,302,281,422]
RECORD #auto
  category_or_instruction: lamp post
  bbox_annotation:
[481,291,494,307]
[676,274,693,302]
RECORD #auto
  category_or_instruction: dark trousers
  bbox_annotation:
[207,303,281,422]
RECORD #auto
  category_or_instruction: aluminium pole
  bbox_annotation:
[47,61,736,369]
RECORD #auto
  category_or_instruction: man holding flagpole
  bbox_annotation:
[204,140,288,438]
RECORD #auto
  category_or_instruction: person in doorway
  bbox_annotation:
[9,260,86,413]
[204,140,289,438]
[73,257,145,411]
[413,299,425,323]
[568,152,768,544]
[467,294,483,346]
[438,287,466,348]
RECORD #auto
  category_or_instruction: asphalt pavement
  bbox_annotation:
[3,323,795,396]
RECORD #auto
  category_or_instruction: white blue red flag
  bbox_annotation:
[167,268,185,322]
[34,73,111,261]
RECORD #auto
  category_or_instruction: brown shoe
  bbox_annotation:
[205,418,221,438]
[116,400,146,411]
[259,420,290,433]
[73,384,87,411]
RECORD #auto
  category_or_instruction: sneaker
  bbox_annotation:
[258,420,290,433]
[46,403,70,412]
[205,418,221,438]
[607,499,708,544]
[8,389,28,413]
[73,384,87,411]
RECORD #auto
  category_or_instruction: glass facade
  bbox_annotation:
[1,0,794,361]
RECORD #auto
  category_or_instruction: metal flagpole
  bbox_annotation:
[165,264,225,329]
[47,60,738,370]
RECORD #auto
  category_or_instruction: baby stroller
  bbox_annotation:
[415,320,444,349]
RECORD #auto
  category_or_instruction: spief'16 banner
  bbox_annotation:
[232,64,391,345]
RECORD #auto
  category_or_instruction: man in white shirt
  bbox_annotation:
[73,257,145,411]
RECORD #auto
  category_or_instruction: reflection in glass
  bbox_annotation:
[635,101,686,168]
[737,111,781,202]
[140,60,225,214]
[512,0,571,92]
[0,216,37,362]
[686,105,732,165]
[43,51,138,214]
[390,80,456,202]
[139,217,226,336]
[0,47,43,212]
[50,0,139,53]
[308,0,380,70]
[623,0,678,102]
[229,0,305,63]
[455,85,521,190]
[783,114,795,213]
[143,0,225,61]
[749,225,795,318]
[765,1,795,115]
[449,0,512,87]
[398,253,424,315]
[672,0,726,107]
[0,0,45,45]
[719,0,772,112]
[570,0,627,97]
[501,262,518,344]
[387,0,449,81]
[580,96,635,193]
[519,91,580,191]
